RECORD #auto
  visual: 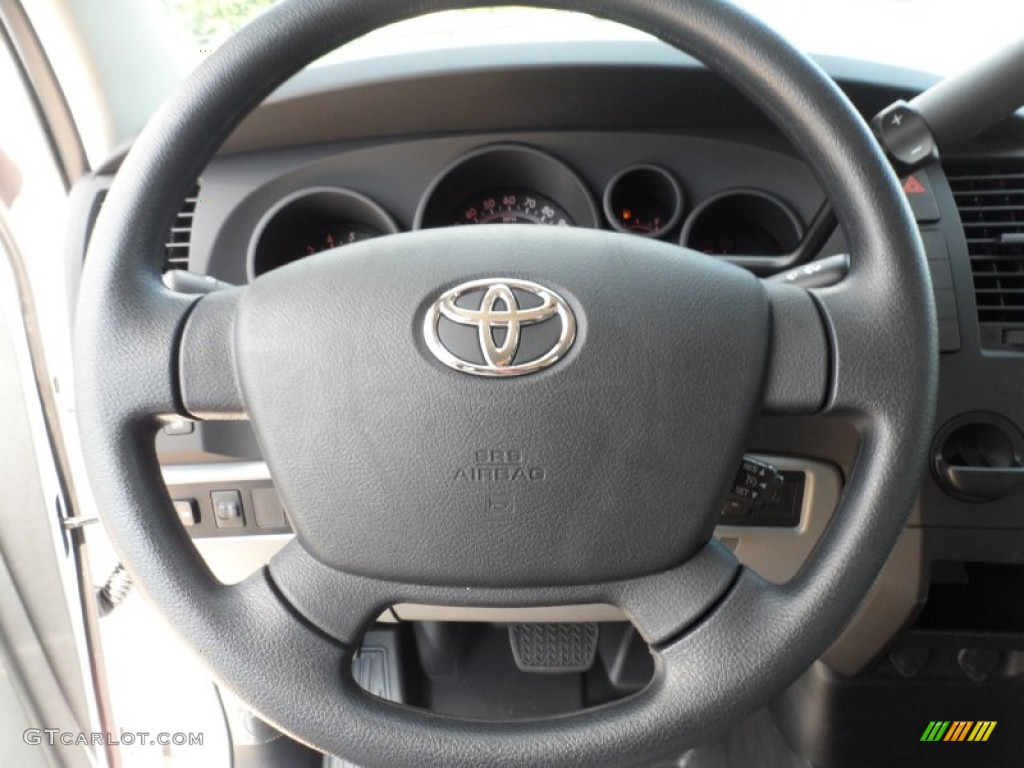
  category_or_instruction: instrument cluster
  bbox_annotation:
[247,143,805,278]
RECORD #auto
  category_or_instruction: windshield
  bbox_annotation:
[21,0,1024,167]
[158,0,1022,77]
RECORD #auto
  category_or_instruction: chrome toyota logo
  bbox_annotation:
[424,279,576,376]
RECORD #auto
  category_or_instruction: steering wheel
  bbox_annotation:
[75,1,937,765]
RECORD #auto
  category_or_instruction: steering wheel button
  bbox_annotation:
[730,456,783,511]
[211,490,245,528]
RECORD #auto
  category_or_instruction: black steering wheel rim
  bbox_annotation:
[75,1,937,766]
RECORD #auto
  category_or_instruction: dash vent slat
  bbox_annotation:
[85,183,200,274]
[163,184,200,272]
[945,160,1024,345]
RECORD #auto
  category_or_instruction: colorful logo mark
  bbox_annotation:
[921,721,997,742]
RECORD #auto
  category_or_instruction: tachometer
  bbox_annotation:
[300,223,381,255]
[454,190,573,226]
[249,188,398,278]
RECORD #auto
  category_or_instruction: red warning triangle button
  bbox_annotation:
[903,175,926,196]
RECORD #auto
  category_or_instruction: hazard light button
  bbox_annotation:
[901,172,940,222]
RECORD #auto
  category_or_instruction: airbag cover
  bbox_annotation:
[235,226,769,586]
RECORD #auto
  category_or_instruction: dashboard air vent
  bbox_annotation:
[946,159,1024,348]
[163,183,201,272]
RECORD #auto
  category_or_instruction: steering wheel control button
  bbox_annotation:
[721,459,803,528]
[211,490,245,529]
[424,278,576,376]
[251,487,287,528]
[730,457,783,511]
[172,499,198,527]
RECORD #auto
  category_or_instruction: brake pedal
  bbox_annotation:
[509,622,599,674]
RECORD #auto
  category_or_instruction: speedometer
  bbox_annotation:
[415,145,598,230]
[454,190,573,226]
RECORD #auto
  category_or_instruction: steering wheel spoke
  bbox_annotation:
[177,287,247,420]
[760,281,830,415]
[74,278,197,425]
[267,537,739,648]
[613,540,739,645]
[266,540,395,645]
[811,258,937,420]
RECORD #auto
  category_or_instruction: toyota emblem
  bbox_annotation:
[423,278,576,376]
